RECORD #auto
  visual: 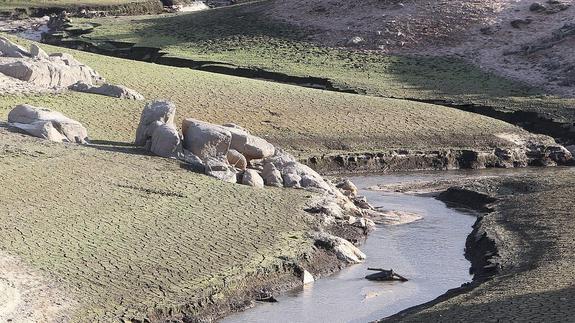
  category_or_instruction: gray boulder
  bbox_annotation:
[241,169,264,188]
[8,104,88,143]
[283,173,302,188]
[227,149,247,170]
[182,118,232,160]
[135,100,176,146]
[223,125,275,160]
[30,44,49,60]
[0,37,30,58]
[70,82,144,100]
[262,162,283,187]
[311,232,366,264]
[204,157,237,183]
[150,123,181,158]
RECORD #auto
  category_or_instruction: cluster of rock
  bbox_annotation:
[135,100,380,263]
[0,37,143,100]
[7,104,88,144]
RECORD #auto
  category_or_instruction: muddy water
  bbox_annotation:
[222,173,477,323]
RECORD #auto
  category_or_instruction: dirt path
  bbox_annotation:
[0,251,73,322]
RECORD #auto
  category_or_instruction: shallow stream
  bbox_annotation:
[222,172,478,323]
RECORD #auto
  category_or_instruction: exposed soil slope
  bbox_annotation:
[267,0,575,97]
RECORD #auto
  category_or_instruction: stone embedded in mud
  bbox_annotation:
[0,37,30,58]
[8,104,88,143]
[303,270,315,285]
[135,100,176,146]
[262,162,283,187]
[241,169,264,188]
[29,44,49,60]
[204,156,237,183]
[150,122,181,158]
[283,173,302,188]
[227,149,247,170]
[183,118,232,160]
[70,82,144,100]
[312,232,366,264]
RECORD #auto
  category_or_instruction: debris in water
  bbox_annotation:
[365,268,408,282]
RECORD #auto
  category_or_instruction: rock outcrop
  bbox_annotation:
[241,169,265,188]
[0,52,102,88]
[8,104,88,143]
[223,124,275,160]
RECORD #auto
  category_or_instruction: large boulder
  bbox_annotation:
[0,53,102,88]
[135,100,176,146]
[8,104,88,143]
[241,169,264,188]
[204,157,237,183]
[150,123,181,158]
[70,82,144,100]
[0,37,30,58]
[223,125,275,160]
[182,118,232,160]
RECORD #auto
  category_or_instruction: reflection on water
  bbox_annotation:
[222,173,477,323]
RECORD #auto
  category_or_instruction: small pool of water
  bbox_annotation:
[221,174,477,323]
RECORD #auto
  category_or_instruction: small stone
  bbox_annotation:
[303,270,314,285]
[241,169,264,188]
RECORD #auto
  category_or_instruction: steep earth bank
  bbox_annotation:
[381,168,575,322]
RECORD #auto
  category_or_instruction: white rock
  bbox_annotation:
[223,125,275,160]
[135,100,176,146]
[70,82,144,100]
[8,104,88,143]
[303,270,314,285]
[241,169,264,188]
[150,123,181,158]
[312,232,366,264]
[204,157,237,183]
[227,149,247,170]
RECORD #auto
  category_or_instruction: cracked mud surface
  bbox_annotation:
[0,126,317,320]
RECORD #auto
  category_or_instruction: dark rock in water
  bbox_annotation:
[530,2,546,12]
[365,268,408,282]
